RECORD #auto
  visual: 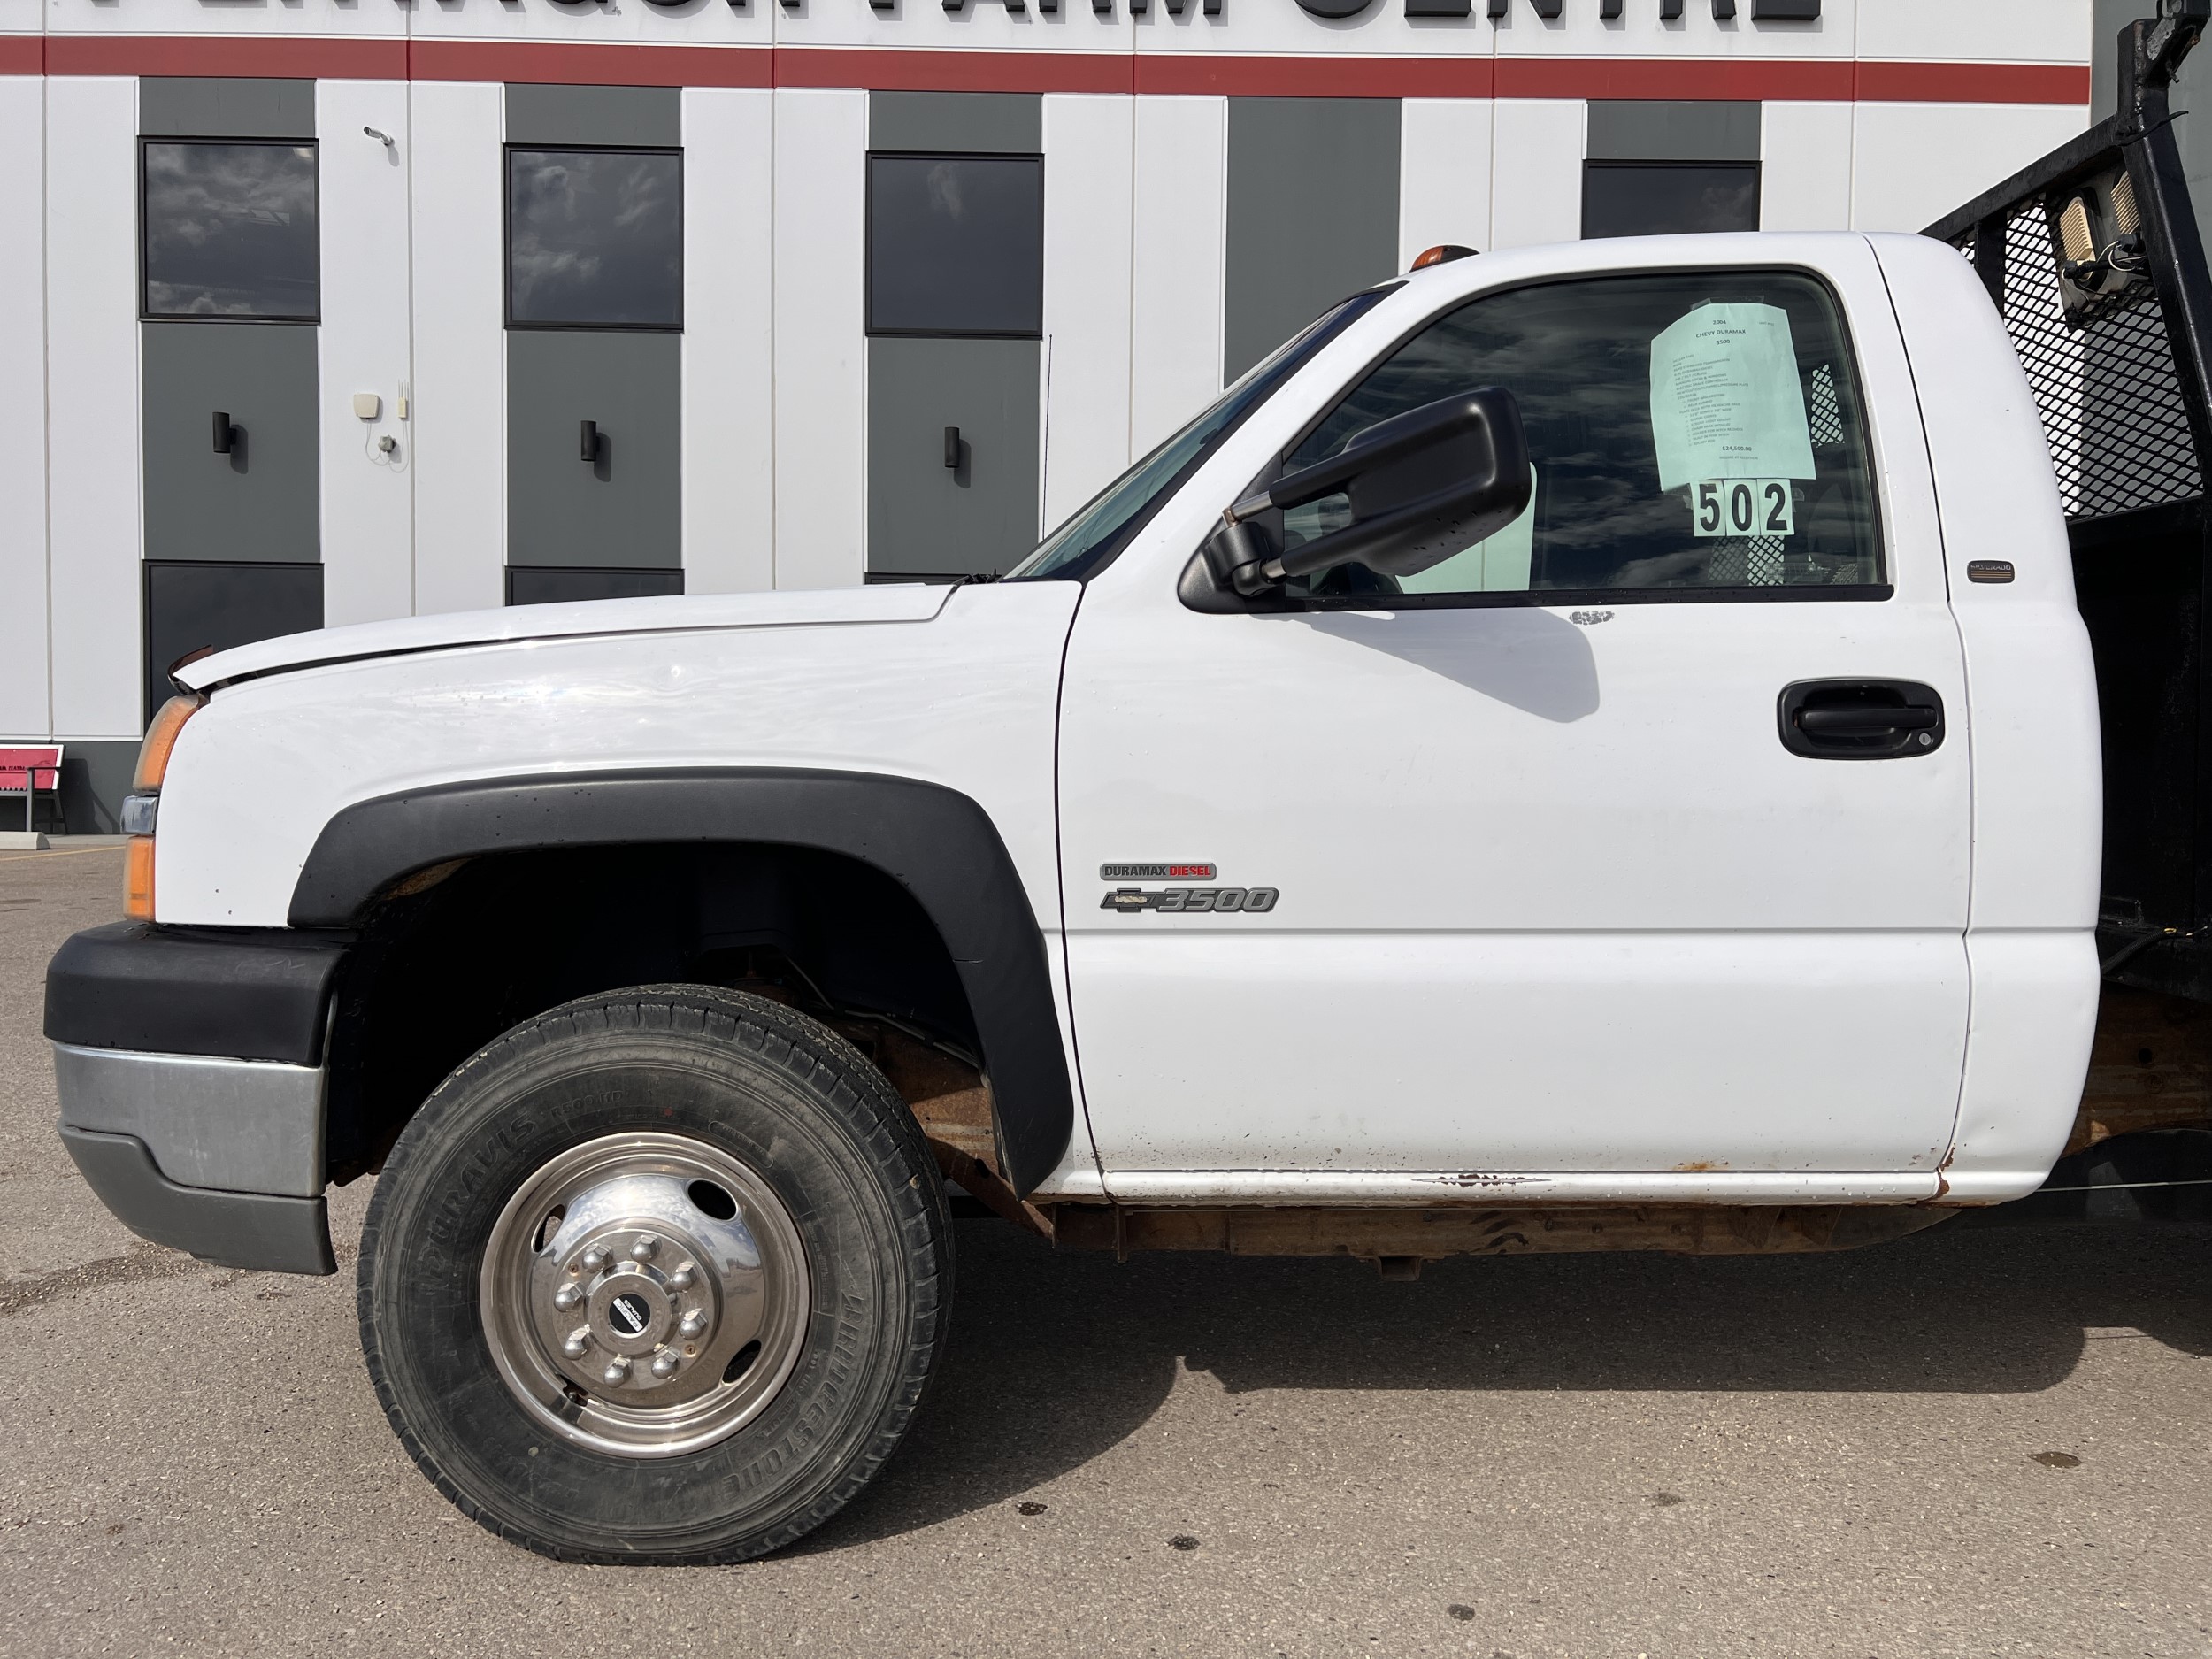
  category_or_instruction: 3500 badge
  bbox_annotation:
[1102,887,1279,914]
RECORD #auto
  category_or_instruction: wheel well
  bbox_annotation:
[323,842,983,1184]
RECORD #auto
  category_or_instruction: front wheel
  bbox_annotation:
[357,986,950,1563]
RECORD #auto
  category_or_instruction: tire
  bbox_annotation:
[357,984,951,1563]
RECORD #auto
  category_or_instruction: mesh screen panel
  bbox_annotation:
[1951,202,2200,520]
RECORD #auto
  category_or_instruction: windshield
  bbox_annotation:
[1007,287,1396,582]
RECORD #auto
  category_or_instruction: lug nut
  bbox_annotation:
[650,1351,680,1379]
[580,1248,609,1273]
[630,1236,657,1262]
[668,1265,695,1291]
[563,1329,591,1359]
[553,1284,583,1311]
[679,1310,708,1339]
[603,1357,631,1386]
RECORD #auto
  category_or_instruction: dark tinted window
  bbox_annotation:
[1281,271,1880,600]
[509,149,683,328]
[1583,162,1760,239]
[142,142,318,319]
[142,560,322,724]
[868,154,1043,337]
[506,566,683,607]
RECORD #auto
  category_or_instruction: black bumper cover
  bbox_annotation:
[46,920,350,1064]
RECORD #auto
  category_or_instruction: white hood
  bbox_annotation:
[172,584,955,695]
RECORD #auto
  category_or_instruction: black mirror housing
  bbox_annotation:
[1201,388,1532,599]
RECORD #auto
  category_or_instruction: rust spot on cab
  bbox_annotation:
[1671,1160,1730,1172]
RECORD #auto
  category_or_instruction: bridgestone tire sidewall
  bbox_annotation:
[358,987,949,1563]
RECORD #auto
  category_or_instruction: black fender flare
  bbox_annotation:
[289,767,1074,1194]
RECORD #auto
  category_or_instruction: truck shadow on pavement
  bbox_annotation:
[803,1216,2212,1552]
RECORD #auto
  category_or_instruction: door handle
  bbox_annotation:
[1778,680,1946,759]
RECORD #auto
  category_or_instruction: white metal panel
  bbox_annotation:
[1487,98,1584,251]
[1871,231,2101,935]
[682,88,776,596]
[1105,1171,1942,1205]
[1941,930,2100,1201]
[1759,101,1856,233]
[318,81,415,630]
[0,75,48,737]
[1492,0,1858,61]
[1129,95,1225,457]
[409,81,506,618]
[1041,93,1135,534]
[1855,0,2090,64]
[1851,102,2091,233]
[155,583,1081,936]
[772,88,866,592]
[45,75,142,741]
[1398,98,1493,268]
[1075,932,1967,1175]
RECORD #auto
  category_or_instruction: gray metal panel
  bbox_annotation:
[1225,98,1401,382]
[139,78,314,139]
[867,337,1039,577]
[869,92,1041,155]
[508,331,681,569]
[142,321,319,564]
[505,84,681,149]
[1585,100,1762,162]
[54,1041,326,1198]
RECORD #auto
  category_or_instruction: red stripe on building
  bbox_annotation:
[1497,55,1852,101]
[16,35,2093,105]
[41,34,408,80]
[1855,59,2090,104]
[775,46,1132,94]
[408,40,771,88]
[1133,53,1493,97]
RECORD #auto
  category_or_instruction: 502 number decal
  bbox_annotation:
[1691,478,1794,539]
[1102,887,1279,914]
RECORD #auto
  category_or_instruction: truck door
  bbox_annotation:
[1055,252,1971,1187]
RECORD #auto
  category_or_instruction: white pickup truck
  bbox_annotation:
[54,26,2212,1558]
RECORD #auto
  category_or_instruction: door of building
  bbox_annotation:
[864,94,1043,581]
[1056,257,1973,1181]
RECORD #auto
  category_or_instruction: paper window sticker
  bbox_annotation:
[1647,303,1819,491]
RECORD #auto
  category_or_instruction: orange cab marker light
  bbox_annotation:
[1411,243,1479,270]
[134,692,206,793]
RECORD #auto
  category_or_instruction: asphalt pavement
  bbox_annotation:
[4,842,2210,1657]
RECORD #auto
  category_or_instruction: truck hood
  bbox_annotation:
[171,583,956,695]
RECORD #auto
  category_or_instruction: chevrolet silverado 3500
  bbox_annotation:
[47,4,2212,1563]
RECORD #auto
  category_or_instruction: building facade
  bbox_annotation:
[1,0,2105,821]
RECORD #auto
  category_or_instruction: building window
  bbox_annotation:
[142,141,319,320]
[866,154,1043,338]
[506,566,684,607]
[1582,162,1762,239]
[142,561,322,725]
[508,149,683,329]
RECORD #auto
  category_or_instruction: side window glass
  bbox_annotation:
[142,141,319,319]
[867,154,1044,338]
[508,149,683,328]
[1279,271,1881,602]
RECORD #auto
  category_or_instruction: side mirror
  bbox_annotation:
[1193,388,1531,600]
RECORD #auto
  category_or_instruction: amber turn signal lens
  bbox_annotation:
[133,692,205,793]
[124,835,157,921]
[1411,243,1479,270]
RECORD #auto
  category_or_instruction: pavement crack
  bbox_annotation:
[0,1243,197,1319]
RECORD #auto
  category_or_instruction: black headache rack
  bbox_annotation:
[1925,2,2212,1003]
